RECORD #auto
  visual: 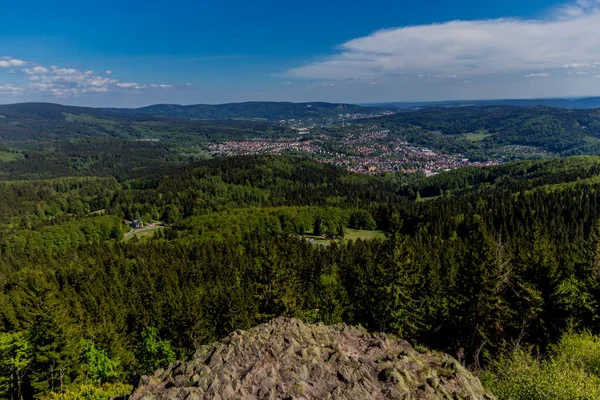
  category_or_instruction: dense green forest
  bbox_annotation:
[4,154,600,398]
[376,106,600,156]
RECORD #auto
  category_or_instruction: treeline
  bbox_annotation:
[0,215,124,253]
[171,206,377,242]
[0,177,118,225]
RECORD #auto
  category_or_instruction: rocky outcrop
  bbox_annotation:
[130,317,495,400]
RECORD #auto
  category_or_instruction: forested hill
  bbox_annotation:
[0,101,383,122]
[371,105,600,154]
[0,103,287,142]
[110,101,384,120]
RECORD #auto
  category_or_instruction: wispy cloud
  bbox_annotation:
[563,63,590,69]
[524,73,551,78]
[0,84,25,95]
[22,66,50,75]
[287,0,600,82]
[0,57,174,97]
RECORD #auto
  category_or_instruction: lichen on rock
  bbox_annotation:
[130,317,495,400]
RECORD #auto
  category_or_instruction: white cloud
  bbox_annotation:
[0,56,175,97]
[0,57,27,68]
[524,73,551,77]
[117,82,173,90]
[147,84,173,89]
[50,67,79,75]
[0,84,25,94]
[287,0,600,81]
[105,70,112,75]
[22,66,49,75]
[117,82,139,89]
[563,63,591,69]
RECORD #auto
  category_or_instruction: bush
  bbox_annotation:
[481,332,600,399]
[42,383,132,400]
[137,327,176,375]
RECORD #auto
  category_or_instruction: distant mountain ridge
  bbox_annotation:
[2,98,600,124]
[369,97,600,110]
[0,101,385,122]
[107,101,385,120]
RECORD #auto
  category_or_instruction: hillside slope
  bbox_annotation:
[372,105,600,154]
[131,318,494,400]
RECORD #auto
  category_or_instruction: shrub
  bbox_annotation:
[42,382,132,400]
[482,332,600,399]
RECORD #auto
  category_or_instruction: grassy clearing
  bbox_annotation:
[464,131,493,142]
[0,151,24,162]
[304,228,386,245]
[87,209,106,216]
[124,226,165,242]
[343,228,386,241]
[63,113,118,126]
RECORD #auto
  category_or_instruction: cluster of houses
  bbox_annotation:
[206,130,501,176]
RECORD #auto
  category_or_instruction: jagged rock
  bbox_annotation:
[130,317,495,400]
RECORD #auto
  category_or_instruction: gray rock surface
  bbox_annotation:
[130,317,495,400]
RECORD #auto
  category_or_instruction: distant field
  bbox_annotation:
[63,112,118,126]
[124,226,165,242]
[0,151,24,162]
[87,209,106,216]
[464,131,493,142]
[344,228,386,241]
[304,228,385,245]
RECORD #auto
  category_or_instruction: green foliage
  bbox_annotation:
[42,382,132,400]
[81,341,119,385]
[0,331,33,400]
[349,210,377,230]
[137,327,176,375]
[482,332,600,399]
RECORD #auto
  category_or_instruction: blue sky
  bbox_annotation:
[1,0,600,106]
